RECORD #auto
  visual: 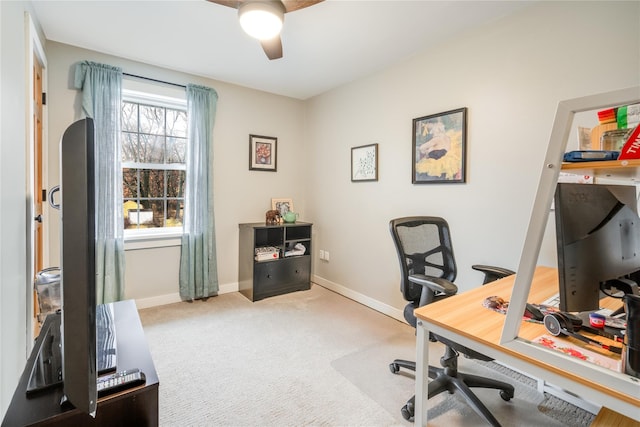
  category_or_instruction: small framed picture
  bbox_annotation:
[249,134,277,172]
[412,107,467,184]
[351,143,378,182]
[271,198,293,217]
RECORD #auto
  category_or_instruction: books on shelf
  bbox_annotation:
[255,246,279,261]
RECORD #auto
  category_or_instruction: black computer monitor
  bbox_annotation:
[554,183,640,312]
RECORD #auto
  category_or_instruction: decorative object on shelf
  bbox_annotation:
[351,143,378,182]
[249,134,277,171]
[283,211,298,223]
[271,198,293,217]
[618,124,640,160]
[412,107,467,184]
[265,209,280,225]
[601,128,633,151]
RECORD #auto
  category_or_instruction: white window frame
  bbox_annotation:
[121,88,187,246]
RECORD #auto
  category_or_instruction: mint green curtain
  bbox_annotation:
[74,61,125,304]
[179,84,219,300]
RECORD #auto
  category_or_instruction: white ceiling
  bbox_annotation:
[31,0,533,100]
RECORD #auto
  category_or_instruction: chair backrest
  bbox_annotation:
[389,216,457,304]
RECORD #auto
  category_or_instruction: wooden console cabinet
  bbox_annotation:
[2,300,158,427]
[238,222,312,301]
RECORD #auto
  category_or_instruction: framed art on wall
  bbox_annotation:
[412,107,467,184]
[351,143,378,182]
[249,134,277,171]
[271,198,294,217]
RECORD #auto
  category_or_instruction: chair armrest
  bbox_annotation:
[408,274,458,296]
[472,264,516,284]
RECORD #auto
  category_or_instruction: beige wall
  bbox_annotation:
[306,1,640,315]
[44,42,308,303]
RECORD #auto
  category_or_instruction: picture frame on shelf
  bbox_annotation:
[249,134,277,172]
[351,143,378,182]
[271,198,294,217]
[412,107,467,184]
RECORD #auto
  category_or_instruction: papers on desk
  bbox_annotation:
[534,334,622,373]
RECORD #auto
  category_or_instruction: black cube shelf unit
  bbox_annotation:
[238,222,312,302]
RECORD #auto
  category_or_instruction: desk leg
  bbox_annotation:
[415,320,429,427]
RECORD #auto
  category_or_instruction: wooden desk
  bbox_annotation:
[2,300,159,426]
[413,266,639,426]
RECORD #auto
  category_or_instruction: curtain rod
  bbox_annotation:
[123,72,186,89]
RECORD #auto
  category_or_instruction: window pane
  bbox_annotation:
[166,200,183,227]
[140,134,165,163]
[121,102,138,132]
[166,170,185,197]
[123,199,141,229]
[121,132,138,162]
[166,137,186,164]
[139,169,165,198]
[166,109,187,138]
[121,98,187,232]
[139,104,165,135]
[149,199,165,228]
[131,200,156,228]
[122,168,139,198]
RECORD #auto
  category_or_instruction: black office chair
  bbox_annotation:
[389,216,516,426]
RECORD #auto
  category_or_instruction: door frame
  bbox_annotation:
[25,12,48,349]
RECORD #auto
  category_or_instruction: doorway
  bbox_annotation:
[27,17,47,340]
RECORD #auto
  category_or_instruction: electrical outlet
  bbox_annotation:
[319,250,325,260]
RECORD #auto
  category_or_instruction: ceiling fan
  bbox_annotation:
[207,0,324,60]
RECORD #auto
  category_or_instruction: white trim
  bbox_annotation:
[124,233,181,250]
[133,275,406,323]
[122,88,186,110]
[121,161,186,171]
[133,281,239,309]
[312,274,406,323]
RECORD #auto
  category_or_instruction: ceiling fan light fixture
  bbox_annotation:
[238,1,285,40]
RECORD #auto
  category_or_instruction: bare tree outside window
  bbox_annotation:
[121,100,187,230]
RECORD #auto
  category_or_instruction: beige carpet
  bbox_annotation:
[138,284,594,426]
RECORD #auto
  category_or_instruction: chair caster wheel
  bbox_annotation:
[389,363,400,374]
[500,390,513,401]
[401,403,414,421]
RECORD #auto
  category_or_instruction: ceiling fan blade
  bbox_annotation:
[260,37,283,60]
[280,0,324,13]
[206,0,241,9]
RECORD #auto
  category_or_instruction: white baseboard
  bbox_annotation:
[133,275,405,328]
[134,281,239,309]
[312,274,406,323]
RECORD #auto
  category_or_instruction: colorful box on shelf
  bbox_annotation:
[597,107,617,124]
[617,103,640,129]
[617,124,640,160]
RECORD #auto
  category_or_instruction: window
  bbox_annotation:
[121,91,187,235]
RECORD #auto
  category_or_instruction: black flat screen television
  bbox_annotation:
[24,118,116,416]
[59,117,98,414]
[554,182,640,312]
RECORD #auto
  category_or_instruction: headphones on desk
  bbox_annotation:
[543,312,622,355]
